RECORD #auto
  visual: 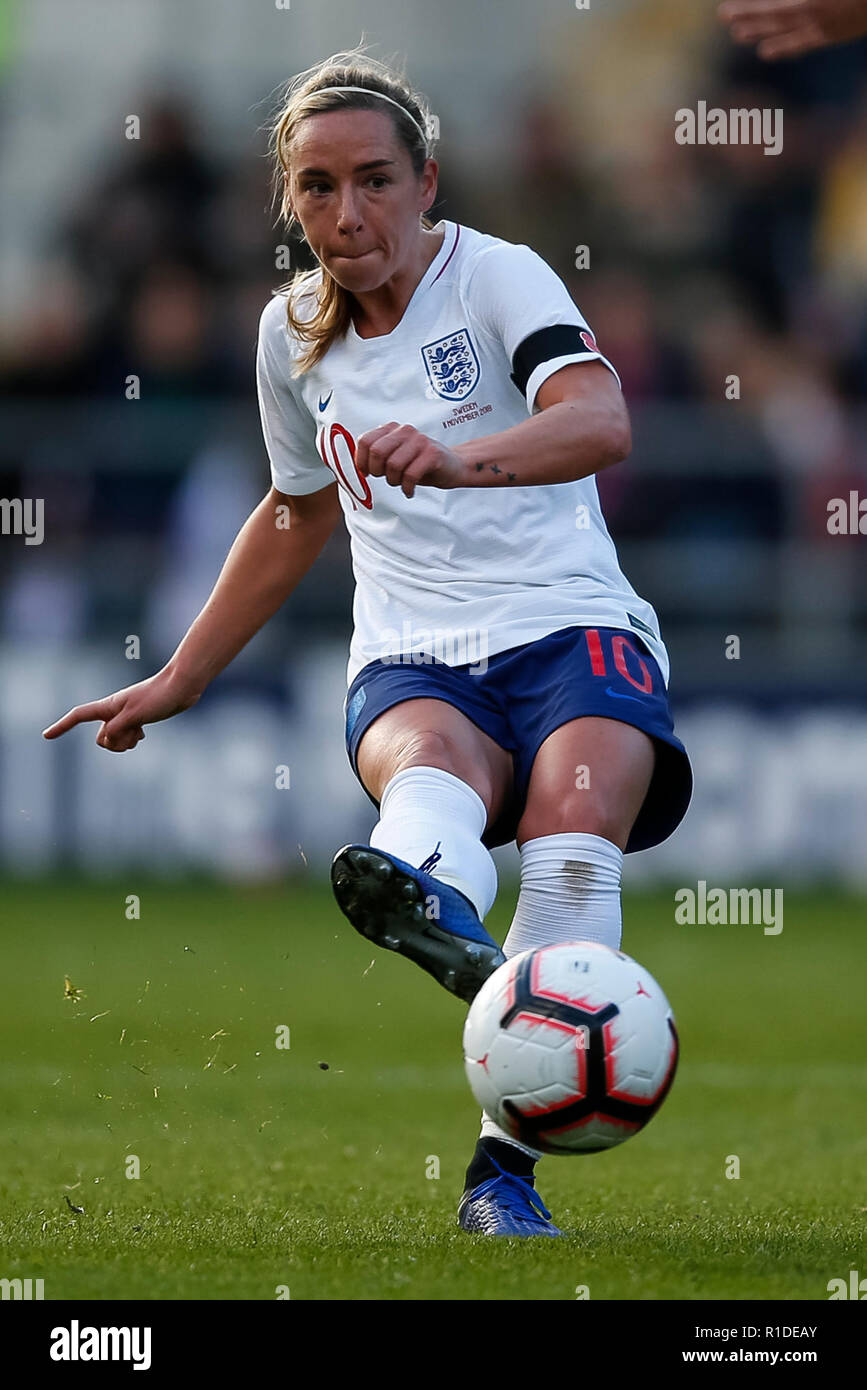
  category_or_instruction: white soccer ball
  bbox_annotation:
[463,941,678,1156]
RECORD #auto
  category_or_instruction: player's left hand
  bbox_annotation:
[355,422,465,497]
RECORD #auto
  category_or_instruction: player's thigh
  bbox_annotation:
[516,716,656,850]
[356,697,514,830]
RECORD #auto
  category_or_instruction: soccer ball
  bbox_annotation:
[463,941,678,1156]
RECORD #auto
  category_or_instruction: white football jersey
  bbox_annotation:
[256,219,670,688]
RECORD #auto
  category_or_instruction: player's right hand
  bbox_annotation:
[42,670,200,752]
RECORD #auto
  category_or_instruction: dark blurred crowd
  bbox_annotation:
[1,99,280,401]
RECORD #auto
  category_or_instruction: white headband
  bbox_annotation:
[319,85,433,149]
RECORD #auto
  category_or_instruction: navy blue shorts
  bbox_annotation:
[343,624,692,853]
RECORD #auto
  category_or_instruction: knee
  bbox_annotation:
[394,726,462,771]
[517,794,629,850]
[390,728,497,812]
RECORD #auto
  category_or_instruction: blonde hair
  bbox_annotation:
[268,45,438,376]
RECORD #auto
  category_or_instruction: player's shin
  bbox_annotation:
[503,832,623,955]
[465,832,624,1187]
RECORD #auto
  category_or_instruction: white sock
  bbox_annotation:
[480,832,624,1157]
[368,765,498,920]
[503,832,624,956]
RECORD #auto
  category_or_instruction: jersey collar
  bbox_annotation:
[346,220,458,345]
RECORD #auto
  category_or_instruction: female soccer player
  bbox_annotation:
[44,49,692,1238]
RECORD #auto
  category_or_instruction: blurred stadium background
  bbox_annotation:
[1,0,866,888]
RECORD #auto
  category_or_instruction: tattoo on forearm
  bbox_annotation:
[473,460,519,482]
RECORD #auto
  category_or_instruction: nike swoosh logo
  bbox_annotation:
[318,391,333,412]
[605,686,645,703]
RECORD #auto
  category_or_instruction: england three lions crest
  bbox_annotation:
[421,329,479,401]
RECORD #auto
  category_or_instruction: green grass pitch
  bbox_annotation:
[0,878,864,1300]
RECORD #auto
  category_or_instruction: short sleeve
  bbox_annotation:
[255,294,336,495]
[467,242,621,415]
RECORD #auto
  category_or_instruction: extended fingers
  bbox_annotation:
[719,0,827,55]
[42,700,114,739]
[757,19,826,51]
[719,0,810,22]
[719,0,813,40]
